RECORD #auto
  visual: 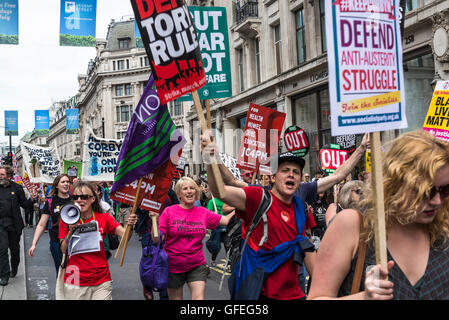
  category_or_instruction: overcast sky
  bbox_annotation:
[0,0,135,147]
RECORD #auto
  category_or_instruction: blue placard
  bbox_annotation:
[60,0,97,47]
[35,110,50,136]
[0,0,19,45]
[4,110,18,136]
[66,109,79,134]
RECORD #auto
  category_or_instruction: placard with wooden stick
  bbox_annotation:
[115,177,144,266]
[370,132,388,273]
[192,90,226,199]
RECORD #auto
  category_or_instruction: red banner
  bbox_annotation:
[236,103,286,175]
[22,173,39,194]
[320,148,349,173]
[131,0,206,104]
[110,160,176,213]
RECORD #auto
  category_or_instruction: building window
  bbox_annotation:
[274,24,282,75]
[172,100,183,116]
[115,85,124,97]
[116,105,133,122]
[405,0,418,12]
[255,39,261,84]
[117,131,127,139]
[237,48,244,92]
[296,8,306,64]
[401,53,434,134]
[125,84,133,96]
[116,60,125,70]
[140,56,150,67]
[319,0,327,53]
[75,145,81,156]
[119,38,130,49]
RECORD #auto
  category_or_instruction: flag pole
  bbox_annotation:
[192,91,226,199]
[116,177,144,266]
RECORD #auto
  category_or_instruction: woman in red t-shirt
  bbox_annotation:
[59,181,136,300]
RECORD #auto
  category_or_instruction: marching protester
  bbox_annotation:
[28,174,72,275]
[0,165,37,286]
[136,187,179,300]
[151,177,235,300]
[307,130,449,300]
[202,134,316,300]
[310,191,330,241]
[58,181,136,300]
[213,133,369,206]
[325,180,364,227]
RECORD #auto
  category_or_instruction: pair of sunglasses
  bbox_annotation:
[72,194,93,200]
[428,185,449,200]
[352,189,362,195]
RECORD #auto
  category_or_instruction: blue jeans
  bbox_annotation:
[206,226,226,261]
[49,240,62,276]
[140,232,168,300]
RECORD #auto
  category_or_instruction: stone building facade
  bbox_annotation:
[185,0,449,177]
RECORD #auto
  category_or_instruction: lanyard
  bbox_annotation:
[79,210,95,224]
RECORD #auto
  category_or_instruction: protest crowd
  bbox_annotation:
[3,0,449,306]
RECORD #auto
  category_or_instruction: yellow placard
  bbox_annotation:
[422,91,449,130]
[365,149,371,173]
[340,91,401,114]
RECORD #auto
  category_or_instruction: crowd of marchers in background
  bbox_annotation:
[2,129,449,300]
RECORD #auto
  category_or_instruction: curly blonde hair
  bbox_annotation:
[358,130,449,247]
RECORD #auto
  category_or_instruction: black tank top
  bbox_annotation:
[338,239,449,299]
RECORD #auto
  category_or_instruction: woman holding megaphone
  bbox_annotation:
[58,181,136,300]
[28,174,72,275]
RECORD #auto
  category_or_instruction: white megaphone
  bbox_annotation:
[60,203,81,225]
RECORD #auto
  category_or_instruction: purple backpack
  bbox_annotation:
[139,239,169,292]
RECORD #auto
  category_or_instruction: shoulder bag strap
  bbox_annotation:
[350,211,367,294]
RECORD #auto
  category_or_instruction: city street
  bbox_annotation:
[23,225,230,300]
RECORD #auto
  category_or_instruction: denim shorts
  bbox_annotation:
[168,264,208,289]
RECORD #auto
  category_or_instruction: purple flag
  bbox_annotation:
[110,74,186,194]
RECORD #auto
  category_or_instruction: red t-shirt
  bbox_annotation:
[237,187,316,300]
[59,212,120,286]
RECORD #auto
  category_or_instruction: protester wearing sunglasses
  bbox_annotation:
[308,130,449,300]
[58,181,136,300]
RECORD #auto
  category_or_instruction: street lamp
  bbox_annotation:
[102,117,105,138]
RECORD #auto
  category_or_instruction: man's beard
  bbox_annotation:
[0,179,10,187]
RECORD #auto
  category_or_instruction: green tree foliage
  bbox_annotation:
[0,34,18,45]
[60,34,95,47]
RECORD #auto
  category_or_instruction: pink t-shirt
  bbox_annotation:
[159,204,222,273]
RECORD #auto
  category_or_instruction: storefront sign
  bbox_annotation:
[325,0,407,136]
[422,80,449,142]
[236,103,286,175]
[283,126,309,157]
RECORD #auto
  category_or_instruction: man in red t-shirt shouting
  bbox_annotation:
[203,136,316,300]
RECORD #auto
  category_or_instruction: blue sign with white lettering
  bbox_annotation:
[60,0,97,47]
[0,0,19,45]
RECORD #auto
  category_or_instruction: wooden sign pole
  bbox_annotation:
[205,99,212,130]
[115,177,144,266]
[151,214,159,242]
[369,132,388,276]
[192,91,226,199]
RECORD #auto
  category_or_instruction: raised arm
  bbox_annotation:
[201,133,247,211]
[317,133,369,194]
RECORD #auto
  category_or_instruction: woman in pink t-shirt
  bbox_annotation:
[152,177,235,300]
